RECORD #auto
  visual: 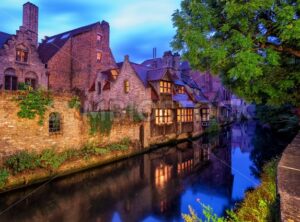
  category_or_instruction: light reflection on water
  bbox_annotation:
[0,121,273,222]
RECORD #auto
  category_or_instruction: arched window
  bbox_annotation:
[25,72,38,89]
[49,112,61,133]
[4,68,17,90]
[16,44,29,63]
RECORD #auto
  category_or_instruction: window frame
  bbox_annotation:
[4,75,18,90]
[96,51,102,62]
[124,80,130,93]
[177,109,193,123]
[49,112,62,134]
[155,109,173,125]
[159,81,172,94]
[201,108,210,122]
[16,48,29,63]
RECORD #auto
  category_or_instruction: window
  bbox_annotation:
[111,69,118,80]
[155,109,173,125]
[201,108,210,122]
[16,48,28,63]
[61,33,70,39]
[97,34,102,44]
[97,82,101,95]
[96,52,102,62]
[25,78,37,89]
[124,80,129,93]
[49,112,61,133]
[177,86,185,94]
[5,75,17,90]
[177,109,193,122]
[159,81,172,94]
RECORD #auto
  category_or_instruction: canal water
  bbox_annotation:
[0,121,291,222]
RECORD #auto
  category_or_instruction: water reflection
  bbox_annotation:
[0,121,283,222]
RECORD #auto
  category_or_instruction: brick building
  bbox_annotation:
[0,2,47,91]
[38,21,117,111]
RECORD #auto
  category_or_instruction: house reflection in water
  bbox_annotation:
[0,128,235,222]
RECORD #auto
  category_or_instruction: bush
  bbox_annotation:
[0,169,9,188]
[94,148,109,155]
[182,159,279,222]
[40,149,66,170]
[108,143,128,151]
[6,151,40,173]
[205,118,220,134]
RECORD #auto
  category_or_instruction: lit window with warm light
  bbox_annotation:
[97,34,102,45]
[159,81,172,94]
[111,69,118,80]
[96,52,102,62]
[124,80,129,93]
[177,86,185,94]
[201,108,210,122]
[155,109,173,125]
[16,48,28,63]
[177,109,193,122]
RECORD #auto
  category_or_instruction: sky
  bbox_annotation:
[0,0,182,62]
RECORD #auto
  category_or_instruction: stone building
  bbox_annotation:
[0,2,48,91]
[181,61,232,123]
[38,21,118,111]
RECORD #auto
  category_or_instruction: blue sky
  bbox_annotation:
[0,0,181,62]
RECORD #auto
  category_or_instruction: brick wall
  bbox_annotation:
[0,92,141,159]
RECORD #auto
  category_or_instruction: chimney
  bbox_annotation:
[153,48,157,59]
[23,2,38,46]
[101,21,110,48]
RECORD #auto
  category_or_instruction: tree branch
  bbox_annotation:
[260,43,300,58]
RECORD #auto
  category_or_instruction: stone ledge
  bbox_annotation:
[278,132,300,222]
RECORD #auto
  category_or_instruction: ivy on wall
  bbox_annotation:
[88,112,114,135]
[68,96,81,110]
[15,90,53,125]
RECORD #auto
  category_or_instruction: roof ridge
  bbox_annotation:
[45,22,100,39]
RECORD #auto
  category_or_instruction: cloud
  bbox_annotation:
[0,0,181,62]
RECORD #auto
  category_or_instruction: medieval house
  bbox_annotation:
[0,2,47,91]
[38,20,118,111]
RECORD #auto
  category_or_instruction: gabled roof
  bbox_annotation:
[38,22,99,63]
[130,62,150,87]
[147,68,169,81]
[0,31,12,49]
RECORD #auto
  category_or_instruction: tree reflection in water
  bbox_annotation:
[0,121,294,222]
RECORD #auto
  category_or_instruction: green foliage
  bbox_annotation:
[18,82,31,91]
[172,0,300,106]
[0,169,9,188]
[16,90,53,125]
[126,105,145,123]
[5,151,40,174]
[182,159,279,222]
[40,149,66,170]
[88,112,114,135]
[256,105,299,133]
[205,118,220,134]
[68,96,81,110]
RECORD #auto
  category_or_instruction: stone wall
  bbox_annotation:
[0,92,141,160]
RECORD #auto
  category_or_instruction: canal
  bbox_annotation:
[0,121,292,222]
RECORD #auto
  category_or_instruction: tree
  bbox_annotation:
[172,0,300,106]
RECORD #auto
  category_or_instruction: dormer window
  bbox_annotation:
[16,47,28,63]
[159,81,172,94]
[97,52,102,62]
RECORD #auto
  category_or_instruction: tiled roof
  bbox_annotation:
[0,31,12,48]
[130,62,150,87]
[147,68,167,81]
[38,22,99,63]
